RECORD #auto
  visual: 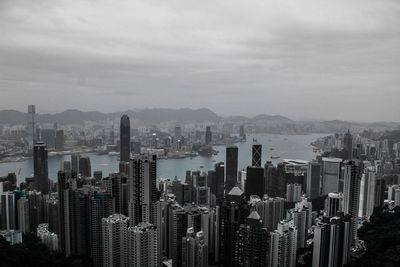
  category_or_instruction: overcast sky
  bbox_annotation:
[1,0,399,121]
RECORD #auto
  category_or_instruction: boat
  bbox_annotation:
[270,156,280,159]
[270,148,275,151]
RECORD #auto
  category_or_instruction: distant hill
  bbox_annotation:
[0,108,221,125]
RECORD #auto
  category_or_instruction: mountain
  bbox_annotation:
[0,108,220,125]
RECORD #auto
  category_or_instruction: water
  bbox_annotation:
[0,133,326,184]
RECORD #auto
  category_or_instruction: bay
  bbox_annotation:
[0,133,326,184]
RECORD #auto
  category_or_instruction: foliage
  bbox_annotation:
[0,233,93,267]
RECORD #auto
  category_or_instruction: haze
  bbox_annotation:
[1,0,400,122]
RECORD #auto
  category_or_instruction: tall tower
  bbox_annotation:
[269,220,297,267]
[33,141,49,194]
[128,154,158,226]
[252,142,262,167]
[78,156,91,177]
[102,214,129,267]
[205,126,212,145]
[234,211,269,267]
[306,161,321,199]
[343,130,353,160]
[343,160,362,245]
[27,105,36,148]
[120,114,131,163]
[225,145,238,192]
[128,222,158,267]
[245,166,265,199]
[321,157,342,196]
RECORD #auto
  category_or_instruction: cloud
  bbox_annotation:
[0,0,399,121]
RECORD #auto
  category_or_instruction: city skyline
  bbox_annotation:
[1,0,400,121]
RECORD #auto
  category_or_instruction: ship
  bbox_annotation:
[270,156,280,159]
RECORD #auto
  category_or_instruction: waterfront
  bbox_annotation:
[0,133,327,184]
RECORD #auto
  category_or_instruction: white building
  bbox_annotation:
[102,214,129,267]
[269,220,297,267]
[128,222,158,267]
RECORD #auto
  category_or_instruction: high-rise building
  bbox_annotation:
[226,145,238,192]
[269,220,297,267]
[359,167,376,218]
[307,161,321,199]
[102,214,129,267]
[89,192,115,266]
[342,160,362,245]
[71,154,79,174]
[120,115,131,163]
[343,130,353,160]
[170,204,187,267]
[328,216,351,267]
[79,156,91,177]
[239,125,246,140]
[37,223,58,251]
[252,143,262,167]
[27,105,36,148]
[182,228,208,267]
[287,199,312,249]
[128,222,158,267]
[312,221,331,267]
[205,126,212,145]
[322,158,342,196]
[326,192,343,217]
[174,125,182,141]
[219,187,249,267]
[395,189,400,207]
[286,183,302,203]
[252,195,285,231]
[234,211,269,267]
[128,154,158,226]
[245,166,265,198]
[374,177,385,208]
[34,141,49,194]
[17,196,30,233]
[55,130,65,150]
[41,129,56,149]
[1,192,16,230]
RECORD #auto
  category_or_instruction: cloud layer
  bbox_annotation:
[1,0,399,121]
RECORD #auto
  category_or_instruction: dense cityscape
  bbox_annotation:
[2,1,400,266]
[1,105,400,267]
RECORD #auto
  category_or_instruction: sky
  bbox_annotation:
[0,0,400,122]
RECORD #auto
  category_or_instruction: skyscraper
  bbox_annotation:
[34,141,49,194]
[226,145,238,192]
[27,105,36,148]
[269,220,297,267]
[312,221,331,267]
[205,126,212,145]
[120,114,131,163]
[219,186,249,267]
[234,211,269,267]
[326,192,343,217]
[245,166,265,198]
[1,192,16,230]
[307,161,321,199]
[321,157,342,196]
[102,214,129,267]
[252,143,262,167]
[182,228,208,267]
[79,156,91,177]
[343,130,353,160]
[359,166,376,218]
[128,222,158,267]
[252,195,285,231]
[128,154,158,226]
[328,216,351,267]
[286,183,302,203]
[342,160,362,245]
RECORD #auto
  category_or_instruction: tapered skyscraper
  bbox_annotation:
[34,141,49,194]
[120,114,131,163]
[252,143,262,167]
[226,145,238,192]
